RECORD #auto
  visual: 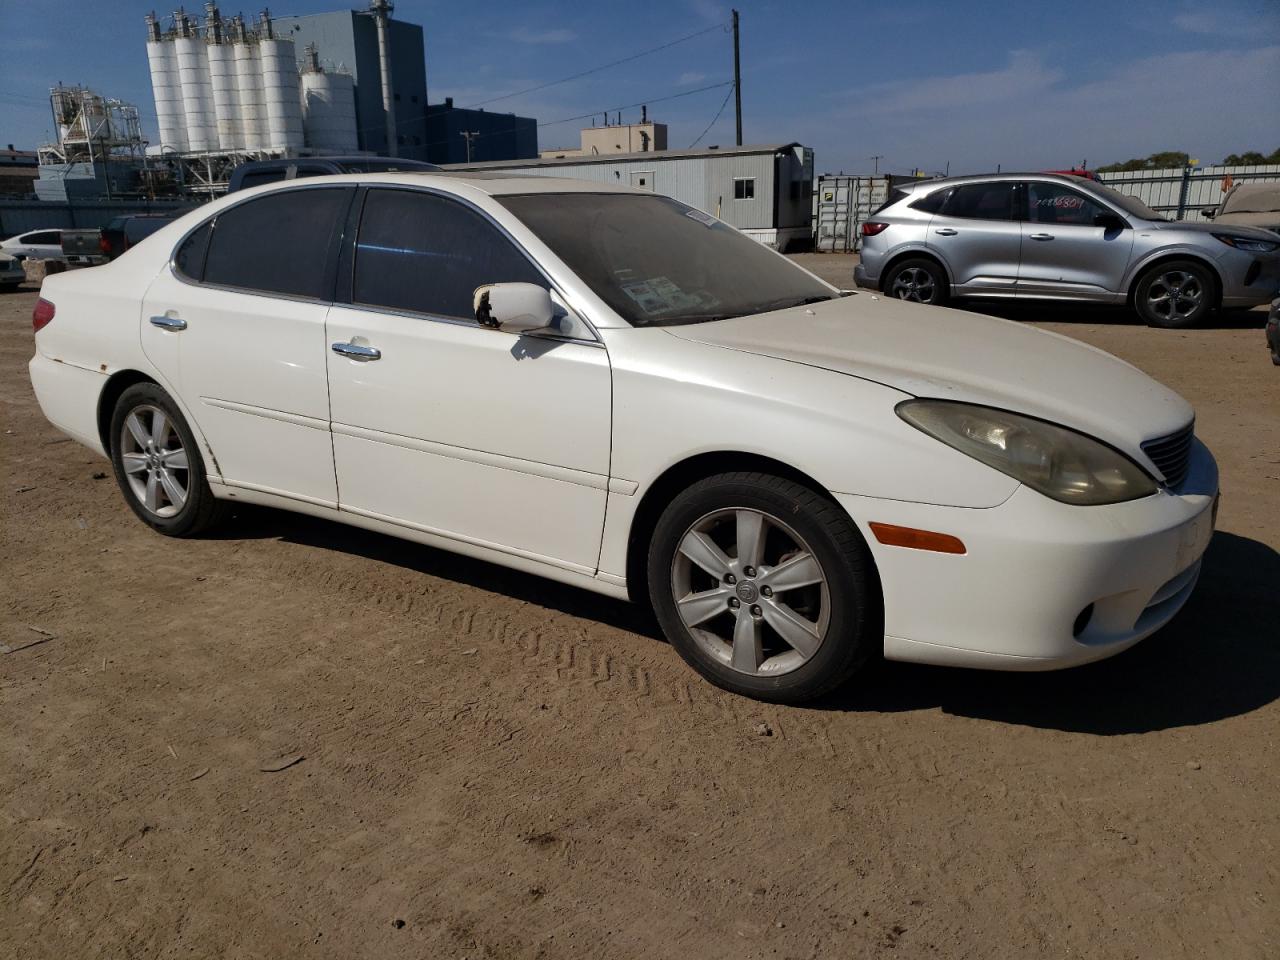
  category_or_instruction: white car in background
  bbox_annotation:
[2,228,65,261]
[0,252,25,289]
[28,174,1219,702]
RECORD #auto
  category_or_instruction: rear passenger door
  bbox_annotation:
[140,185,353,505]
[1017,180,1133,300]
[926,181,1022,295]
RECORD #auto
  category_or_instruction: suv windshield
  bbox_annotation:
[1090,182,1167,221]
[498,193,834,327]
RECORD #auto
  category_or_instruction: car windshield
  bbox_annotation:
[498,193,835,327]
[1090,182,1167,221]
[1222,184,1280,214]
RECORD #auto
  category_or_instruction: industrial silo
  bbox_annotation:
[145,14,188,152]
[300,46,358,154]
[258,16,304,153]
[230,20,265,152]
[205,4,240,151]
[173,12,216,152]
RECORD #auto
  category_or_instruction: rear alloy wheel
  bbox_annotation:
[648,472,877,703]
[109,383,227,536]
[1135,260,1214,328]
[886,258,948,306]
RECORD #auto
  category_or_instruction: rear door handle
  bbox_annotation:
[331,341,382,362]
[1029,233,1055,241]
[149,315,187,331]
[934,228,958,236]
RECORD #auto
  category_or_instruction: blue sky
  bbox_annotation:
[2,0,1277,174]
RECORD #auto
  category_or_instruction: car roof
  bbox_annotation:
[899,171,1103,193]
[234,171,642,197]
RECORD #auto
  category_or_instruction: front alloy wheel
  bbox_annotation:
[1136,260,1213,328]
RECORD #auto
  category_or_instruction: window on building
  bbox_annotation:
[202,187,350,298]
[734,178,755,200]
[353,188,547,319]
[394,93,401,102]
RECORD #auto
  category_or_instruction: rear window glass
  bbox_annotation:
[873,189,908,215]
[942,182,1018,221]
[174,222,212,280]
[203,188,349,298]
[909,189,951,214]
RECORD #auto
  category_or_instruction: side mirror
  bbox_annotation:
[1201,207,1217,219]
[1094,213,1126,231]
[473,282,556,334]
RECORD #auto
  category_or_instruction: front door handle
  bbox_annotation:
[1029,233,1055,241]
[149,315,187,331]
[934,228,958,236]
[331,341,382,362]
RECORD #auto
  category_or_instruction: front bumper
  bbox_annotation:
[1220,249,1280,306]
[836,438,1219,670]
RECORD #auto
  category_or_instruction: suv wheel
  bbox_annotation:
[886,258,948,306]
[1135,260,1214,328]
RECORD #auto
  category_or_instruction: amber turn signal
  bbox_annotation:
[868,522,966,555]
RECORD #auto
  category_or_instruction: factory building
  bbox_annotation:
[424,98,537,165]
[445,143,815,251]
[540,110,667,159]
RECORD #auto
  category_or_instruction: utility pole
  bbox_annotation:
[370,0,398,157]
[461,130,480,163]
[870,154,883,175]
[732,9,742,146]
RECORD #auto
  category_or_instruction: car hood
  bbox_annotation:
[1146,219,1280,241]
[665,294,1193,453]
[1211,211,1280,233]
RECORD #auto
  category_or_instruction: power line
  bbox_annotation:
[463,21,728,109]
[538,80,733,131]
[687,83,735,149]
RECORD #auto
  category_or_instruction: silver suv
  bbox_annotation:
[853,173,1280,327]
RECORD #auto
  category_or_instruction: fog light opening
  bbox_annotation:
[1073,603,1095,639]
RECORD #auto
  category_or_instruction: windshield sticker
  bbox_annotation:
[620,277,713,315]
[685,208,718,228]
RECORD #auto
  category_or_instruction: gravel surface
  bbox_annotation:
[2,270,1277,959]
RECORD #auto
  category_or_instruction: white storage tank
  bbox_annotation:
[302,71,358,153]
[146,37,188,152]
[259,37,305,152]
[174,34,216,152]
[232,40,265,151]
[206,41,240,150]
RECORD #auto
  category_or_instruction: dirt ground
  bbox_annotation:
[2,260,1278,960]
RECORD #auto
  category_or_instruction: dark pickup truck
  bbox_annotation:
[61,214,180,264]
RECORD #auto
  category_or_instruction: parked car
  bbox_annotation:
[1201,182,1280,237]
[227,155,440,192]
[62,214,182,264]
[1267,298,1280,365]
[2,228,66,262]
[854,173,1280,328]
[29,173,1218,703]
[0,252,25,289]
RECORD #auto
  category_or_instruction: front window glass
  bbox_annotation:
[1090,182,1165,221]
[499,193,834,328]
[1026,182,1107,225]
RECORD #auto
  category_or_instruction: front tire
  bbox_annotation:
[109,382,226,537]
[885,257,949,306]
[647,472,878,703]
[1135,260,1214,328]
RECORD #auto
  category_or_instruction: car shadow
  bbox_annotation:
[962,299,1268,329]
[817,531,1280,734]
[213,507,1278,733]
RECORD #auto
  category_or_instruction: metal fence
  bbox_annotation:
[812,174,892,252]
[1098,163,1280,221]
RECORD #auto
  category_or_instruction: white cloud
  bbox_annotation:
[678,71,708,85]
[844,50,1063,116]
[508,27,577,45]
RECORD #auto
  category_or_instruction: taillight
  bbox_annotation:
[33,298,55,333]
[99,234,111,255]
[861,221,890,237]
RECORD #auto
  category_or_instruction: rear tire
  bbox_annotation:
[647,471,878,703]
[109,382,227,537]
[1134,260,1215,328]
[884,257,949,306]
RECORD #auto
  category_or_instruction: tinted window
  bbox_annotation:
[943,182,1017,221]
[353,188,546,318]
[204,188,349,298]
[174,222,212,280]
[909,189,951,214]
[25,231,61,245]
[237,170,285,190]
[734,178,755,200]
[1026,182,1106,225]
[873,189,909,215]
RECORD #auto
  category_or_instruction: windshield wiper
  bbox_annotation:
[757,294,836,313]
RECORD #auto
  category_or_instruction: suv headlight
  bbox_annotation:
[1214,233,1279,253]
[897,400,1158,505]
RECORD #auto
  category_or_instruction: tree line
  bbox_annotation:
[1096,148,1280,172]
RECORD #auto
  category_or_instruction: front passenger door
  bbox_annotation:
[325,187,613,573]
[1018,181,1134,300]
[926,181,1022,295]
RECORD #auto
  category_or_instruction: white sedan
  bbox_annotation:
[28,174,1219,702]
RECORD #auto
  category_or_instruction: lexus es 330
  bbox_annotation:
[28,174,1218,702]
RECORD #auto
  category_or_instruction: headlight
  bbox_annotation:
[1214,233,1279,253]
[896,400,1158,505]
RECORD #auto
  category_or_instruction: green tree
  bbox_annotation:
[1096,150,1191,173]
[1223,151,1267,164]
